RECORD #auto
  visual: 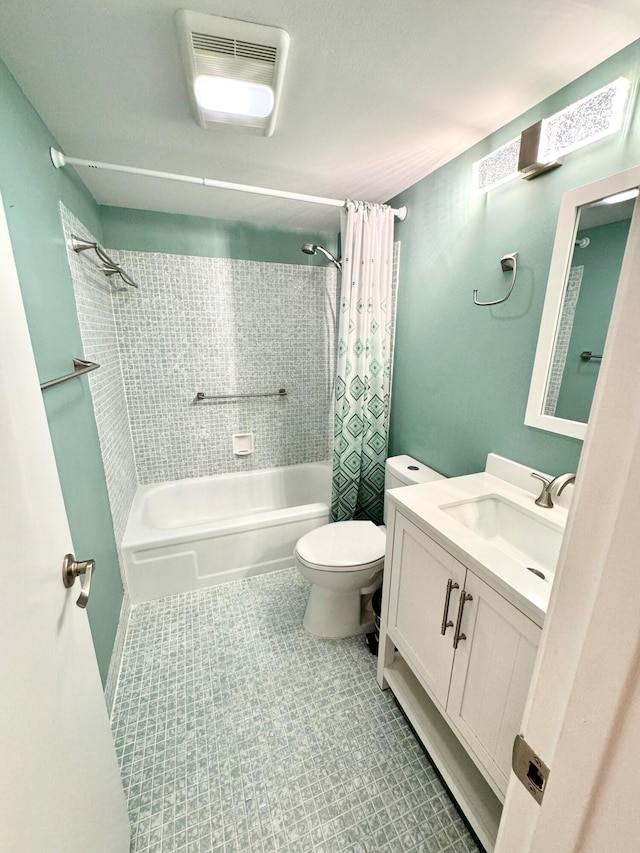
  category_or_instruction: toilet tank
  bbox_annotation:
[384,455,445,523]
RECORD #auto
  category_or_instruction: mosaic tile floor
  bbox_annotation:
[112,569,481,853]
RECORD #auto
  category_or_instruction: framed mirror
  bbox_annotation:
[525,165,640,439]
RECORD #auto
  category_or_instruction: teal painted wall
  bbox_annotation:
[555,218,631,422]
[101,205,339,265]
[4,34,639,682]
[0,58,122,683]
[388,40,640,478]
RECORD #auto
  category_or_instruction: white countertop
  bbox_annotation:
[387,469,569,626]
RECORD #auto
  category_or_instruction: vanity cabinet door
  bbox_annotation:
[386,512,466,710]
[446,570,541,796]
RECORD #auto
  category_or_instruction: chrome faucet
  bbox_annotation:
[531,472,576,508]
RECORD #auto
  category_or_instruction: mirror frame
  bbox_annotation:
[525,164,640,440]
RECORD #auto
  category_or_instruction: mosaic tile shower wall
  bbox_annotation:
[109,250,339,484]
[61,204,138,548]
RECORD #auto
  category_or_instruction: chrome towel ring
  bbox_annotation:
[473,252,518,306]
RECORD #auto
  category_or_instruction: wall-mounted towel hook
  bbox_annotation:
[473,252,519,306]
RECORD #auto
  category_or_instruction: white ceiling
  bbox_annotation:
[1,0,640,232]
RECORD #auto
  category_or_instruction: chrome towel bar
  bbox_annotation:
[71,235,139,289]
[40,358,100,391]
[196,388,287,402]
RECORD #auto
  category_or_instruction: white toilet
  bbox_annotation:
[295,455,444,638]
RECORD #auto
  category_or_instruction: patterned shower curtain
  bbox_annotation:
[331,201,395,524]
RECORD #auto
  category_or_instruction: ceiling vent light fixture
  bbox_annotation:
[194,76,274,118]
[176,10,290,136]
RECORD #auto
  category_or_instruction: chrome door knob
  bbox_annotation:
[62,553,96,609]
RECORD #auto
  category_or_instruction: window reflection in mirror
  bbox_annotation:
[543,191,637,423]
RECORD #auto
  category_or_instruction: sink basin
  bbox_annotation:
[439,494,563,578]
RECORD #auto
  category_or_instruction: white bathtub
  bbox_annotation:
[122,462,332,603]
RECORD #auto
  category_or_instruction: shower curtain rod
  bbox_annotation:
[50,148,408,221]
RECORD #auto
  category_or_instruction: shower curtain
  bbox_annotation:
[331,201,395,524]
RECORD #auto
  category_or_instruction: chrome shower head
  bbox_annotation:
[300,243,342,272]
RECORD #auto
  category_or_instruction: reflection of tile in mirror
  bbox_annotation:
[544,266,584,416]
[553,216,632,423]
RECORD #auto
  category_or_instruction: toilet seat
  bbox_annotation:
[295,520,386,572]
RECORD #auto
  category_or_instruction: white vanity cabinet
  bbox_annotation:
[379,507,542,851]
[446,569,540,794]
[386,513,466,709]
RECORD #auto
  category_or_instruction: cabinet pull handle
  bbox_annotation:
[453,590,473,649]
[440,579,459,635]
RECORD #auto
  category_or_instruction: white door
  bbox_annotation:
[496,193,640,848]
[0,196,130,852]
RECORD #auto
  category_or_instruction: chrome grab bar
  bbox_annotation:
[40,358,100,391]
[440,579,459,635]
[195,388,287,402]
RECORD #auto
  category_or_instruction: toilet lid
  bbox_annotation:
[295,520,386,570]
